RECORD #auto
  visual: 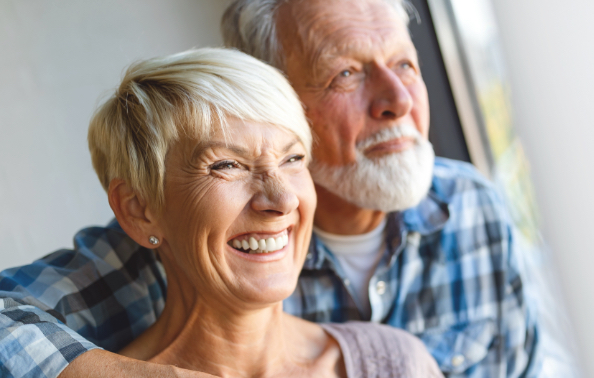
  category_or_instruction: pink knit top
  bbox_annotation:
[322,322,444,378]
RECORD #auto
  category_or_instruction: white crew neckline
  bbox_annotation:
[313,218,387,256]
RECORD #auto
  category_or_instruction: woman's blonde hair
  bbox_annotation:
[88,48,312,211]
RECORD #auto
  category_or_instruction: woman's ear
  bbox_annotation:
[108,179,161,249]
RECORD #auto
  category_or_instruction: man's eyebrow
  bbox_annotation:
[312,38,418,74]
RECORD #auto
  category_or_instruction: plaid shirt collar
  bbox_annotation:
[302,186,451,271]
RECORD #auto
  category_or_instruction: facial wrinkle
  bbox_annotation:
[265,174,286,202]
[251,170,292,217]
[291,0,405,82]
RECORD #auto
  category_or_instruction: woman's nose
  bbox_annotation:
[250,175,299,216]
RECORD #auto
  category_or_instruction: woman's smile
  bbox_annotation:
[228,227,291,254]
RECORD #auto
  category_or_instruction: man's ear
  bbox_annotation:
[108,179,161,249]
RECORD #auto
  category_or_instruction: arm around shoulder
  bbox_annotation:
[59,350,219,378]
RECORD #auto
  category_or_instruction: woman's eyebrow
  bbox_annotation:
[191,138,300,161]
[207,138,300,154]
[282,138,300,153]
[190,141,249,161]
[207,141,249,155]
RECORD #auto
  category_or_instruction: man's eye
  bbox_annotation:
[211,160,240,170]
[395,60,418,83]
[329,69,359,89]
[400,61,415,71]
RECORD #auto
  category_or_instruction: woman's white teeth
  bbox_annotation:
[232,233,289,253]
[249,237,259,250]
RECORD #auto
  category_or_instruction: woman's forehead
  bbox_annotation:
[179,120,303,159]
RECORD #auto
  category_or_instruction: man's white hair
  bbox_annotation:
[221,0,413,70]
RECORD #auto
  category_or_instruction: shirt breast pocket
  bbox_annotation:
[418,319,498,375]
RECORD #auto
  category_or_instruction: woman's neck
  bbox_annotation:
[154,302,288,375]
[119,258,325,378]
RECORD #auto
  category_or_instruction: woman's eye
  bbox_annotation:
[286,155,305,164]
[211,160,240,170]
[339,70,351,78]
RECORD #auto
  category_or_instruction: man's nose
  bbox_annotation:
[369,65,413,120]
[250,174,299,217]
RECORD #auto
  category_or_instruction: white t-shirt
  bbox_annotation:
[313,219,387,319]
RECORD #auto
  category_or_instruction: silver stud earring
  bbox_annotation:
[149,236,160,245]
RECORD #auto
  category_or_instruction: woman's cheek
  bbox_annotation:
[295,170,317,221]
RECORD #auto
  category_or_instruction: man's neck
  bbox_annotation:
[313,184,387,235]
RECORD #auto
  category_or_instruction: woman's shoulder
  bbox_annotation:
[321,322,444,378]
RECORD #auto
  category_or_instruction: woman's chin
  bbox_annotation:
[232,274,299,306]
[225,241,302,291]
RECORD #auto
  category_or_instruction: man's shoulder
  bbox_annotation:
[430,157,506,210]
[421,158,512,261]
[397,158,508,238]
[431,157,495,198]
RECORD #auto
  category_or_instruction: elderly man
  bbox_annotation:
[0,0,539,377]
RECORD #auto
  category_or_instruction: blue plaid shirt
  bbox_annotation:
[0,158,540,377]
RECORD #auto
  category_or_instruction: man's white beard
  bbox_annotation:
[309,124,435,212]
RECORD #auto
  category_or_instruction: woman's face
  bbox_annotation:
[157,118,316,308]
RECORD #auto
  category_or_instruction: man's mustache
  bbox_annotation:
[356,124,422,153]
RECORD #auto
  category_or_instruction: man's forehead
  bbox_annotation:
[315,29,415,65]
[279,0,413,72]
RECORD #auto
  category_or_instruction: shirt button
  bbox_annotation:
[306,253,313,260]
[376,281,386,295]
[343,278,350,286]
[451,354,465,367]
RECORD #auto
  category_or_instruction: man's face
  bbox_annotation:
[276,0,433,212]
[278,0,430,168]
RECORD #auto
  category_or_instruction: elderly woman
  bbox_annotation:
[88,48,442,378]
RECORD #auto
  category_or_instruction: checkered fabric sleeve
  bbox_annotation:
[0,298,99,378]
[0,222,166,378]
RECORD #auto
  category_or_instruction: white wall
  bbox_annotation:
[491,1,594,377]
[0,0,230,270]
